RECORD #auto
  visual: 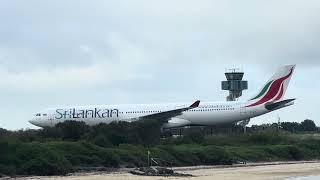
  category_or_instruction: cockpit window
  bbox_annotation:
[35,113,41,116]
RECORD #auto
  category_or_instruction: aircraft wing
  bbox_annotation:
[136,100,200,123]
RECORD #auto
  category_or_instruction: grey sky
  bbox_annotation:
[0,0,319,129]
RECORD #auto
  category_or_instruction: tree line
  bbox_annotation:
[0,119,319,177]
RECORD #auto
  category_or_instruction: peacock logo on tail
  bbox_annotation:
[246,65,295,107]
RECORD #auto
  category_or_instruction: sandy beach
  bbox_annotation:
[20,161,320,180]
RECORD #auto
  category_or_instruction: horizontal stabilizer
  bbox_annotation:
[265,99,295,111]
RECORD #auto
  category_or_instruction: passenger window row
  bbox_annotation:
[121,108,235,115]
[125,111,162,114]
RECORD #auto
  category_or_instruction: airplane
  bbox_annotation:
[29,65,296,129]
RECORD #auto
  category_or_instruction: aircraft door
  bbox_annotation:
[48,112,55,127]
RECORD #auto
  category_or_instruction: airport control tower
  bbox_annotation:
[222,68,249,133]
[221,69,248,101]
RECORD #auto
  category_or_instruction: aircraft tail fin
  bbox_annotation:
[246,65,295,107]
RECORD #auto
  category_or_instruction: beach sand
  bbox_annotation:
[22,162,320,180]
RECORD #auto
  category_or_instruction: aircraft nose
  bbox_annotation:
[29,119,41,127]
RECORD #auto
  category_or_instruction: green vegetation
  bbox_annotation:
[0,120,320,177]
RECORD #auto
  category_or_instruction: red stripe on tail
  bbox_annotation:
[246,68,293,107]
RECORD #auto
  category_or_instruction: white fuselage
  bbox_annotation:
[29,65,296,129]
[29,101,273,128]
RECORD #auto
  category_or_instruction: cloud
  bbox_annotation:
[0,33,154,93]
[1,0,319,71]
[0,0,319,129]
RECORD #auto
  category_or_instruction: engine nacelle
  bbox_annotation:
[162,118,191,129]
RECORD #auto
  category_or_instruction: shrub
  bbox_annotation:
[38,127,63,139]
[247,132,286,145]
[0,164,15,176]
[184,131,205,144]
[0,141,8,164]
[101,151,120,168]
[200,146,232,165]
[20,154,72,176]
[56,121,89,141]
[15,143,72,175]
[92,134,113,148]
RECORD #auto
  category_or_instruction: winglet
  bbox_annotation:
[190,100,200,108]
